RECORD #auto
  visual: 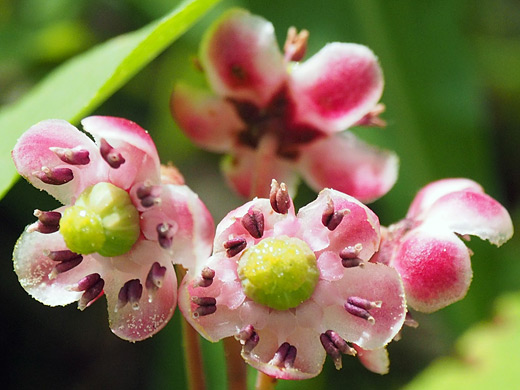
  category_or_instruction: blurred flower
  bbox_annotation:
[12,116,214,341]
[179,180,406,379]
[374,178,514,313]
[171,8,398,202]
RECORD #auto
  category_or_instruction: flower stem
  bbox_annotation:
[255,372,277,390]
[250,133,278,199]
[177,266,206,390]
[223,337,248,390]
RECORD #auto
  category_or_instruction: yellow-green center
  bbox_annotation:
[237,236,319,311]
[59,182,140,257]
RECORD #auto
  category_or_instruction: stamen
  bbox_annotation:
[29,210,61,233]
[224,237,247,257]
[325,330,356,356]
[74,273,102,292]
[136,182,162,207]
[322,197,350,231]
[320,330,356,370]
[355,103,387,127]
[339,244,364,268]
[269,342,297,368]
[284,345,297,368]
[236,324,255,341]
[345,297,381,324]
[116,279,143,311]
[194,267,215,288]
[241,208,264,239]
[191,296,216,306]
[404,311,419,328]
[76,274,104,311]
[34,166,73,185]
[156,223,174,249]
[100,138,125,168]
[49,146,90,165]
[270,179,291,214]
[47,250,83,279]
[191,296,217,318]
[284,26,309,62]
[45,249,80,262]
[236,325,260,354]
[145,262,166,301]
[243,331,260,354]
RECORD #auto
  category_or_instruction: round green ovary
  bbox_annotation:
[237,236,319,311]
[59,182,140,257]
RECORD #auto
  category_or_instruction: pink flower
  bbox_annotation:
[178,181,406,379]
[12,116,214,341]
[171,8,398,202]
[374,178,514,313]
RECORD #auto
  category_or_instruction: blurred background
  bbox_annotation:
[1,0,519,389]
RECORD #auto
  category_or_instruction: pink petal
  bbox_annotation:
[81,116,161,189]
[200,9,286,107]
[104,240,177,341]
[406,178,484,220]
[289,43,384,132]
[297,188,381,259]
[391,228,473,313]
[222,146,299,199]
[170,83,245,152]
[353,345,390,374]
[12,119,107,204]
[13,224,99,306]
[298,133,398,203]
[422,190,514,247]
[315,263,406,350]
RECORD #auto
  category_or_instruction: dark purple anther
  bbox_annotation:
[46,249,80,262]
[270,342,292,367]
[237,324,255,341]
[284,345,297,368]
[146,262,167,292]
[157,223,174,249]
[270,179,291,214]
[191,296,216,306]
[50,147,90,165]
[243,331,260,354]
[192,296,217,318]
[31,210,61,233]
[100,138,125,168]
[320,330,355,370]
[241,208,264,239]
[136,183,162,207]
[224,237,247,257]
[48,251,83,279]
[195,267,215,288]
[339,244,364,268]
[322,198,349,231]
[77,274,104,311]
[75,273,101,292]
[325,330,356,356]
[193,305,217,317]
[345,297,381,324]
[34,166,73,185]
[117,279,143,311]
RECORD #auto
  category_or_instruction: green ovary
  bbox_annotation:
[59,182,140,257]
[237,236,319,311]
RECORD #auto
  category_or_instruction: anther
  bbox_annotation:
[100,138,125,168]
[269,342,297,368]
[236,324,255,342]
[46,250,83,279]
[325,330,356,356]
[194,267,215,288]
[284,26,309,62]
[145,262,166,301]
[156,223,174,249]
[320,330,356,370]
[404,311,419,328]
[241,208,264,239]
[34,166,73,185]
[236,324,260,354]
[322,198,350,231]
[45,249,80,262]
[191,296,217,318]
[284,345,297,368]
[224,237,247,257]
[355,103,387,127]
[29,210,61,233]
[345,297,381,324]
[116,279,143,311]
[243,331,260,354]
[49,147,90,165]
[76,274,104,311]
[270,179,291,214]
[136,183,162,207]
[339,243,364,268]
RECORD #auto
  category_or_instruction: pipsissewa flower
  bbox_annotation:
[12,116,214,341]
[171,9,397,202]
[179,181,406,379]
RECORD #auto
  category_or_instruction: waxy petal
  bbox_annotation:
[422,190,513,247]
[12,119,106,204]
[171,83,244,152]
[222,146,299,199]
[406,178,484,220]
[353,345,390,374]
[298,133,398,203]
[289,43,384,132]
[391,228,473,313]
[81,116,161,189]
[200,9,286,107]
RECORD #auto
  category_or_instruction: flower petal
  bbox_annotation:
[12,119,107,204]
[422,190,514,247]
[200,8,286,107]
[391,228,473,313]
[81,116,161,189]
[298,133,398,203]
[171,83,245,152]
[105,240,177,341]
[315,263,406,350]
[289,43,384,132]
[222,146,299,199]
[353,345,390,374]
[406,178,484,220]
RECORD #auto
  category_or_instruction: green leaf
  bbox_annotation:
[0,0,220,200]
[403,292,520,390]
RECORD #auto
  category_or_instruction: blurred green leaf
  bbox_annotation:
[0,0,220,200]
[403,292,520,390]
